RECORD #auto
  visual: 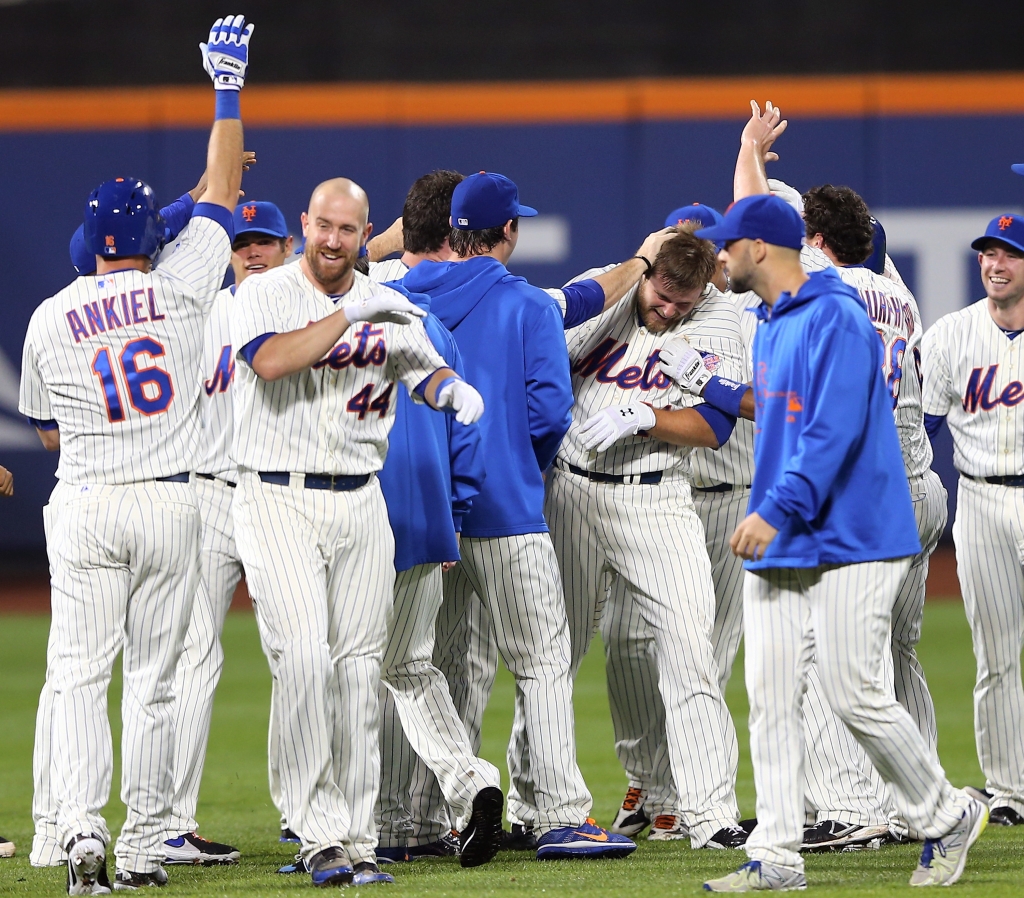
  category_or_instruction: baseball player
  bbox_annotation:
[401,171,635,859]
[229,176,486,887]
[544,227,750,850]
[697,194,984,891]
[17,14,251,892]
[922,211,1024,827]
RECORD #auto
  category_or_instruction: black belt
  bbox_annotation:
[564,463,662,485]
[155,472,190,483]
[258,471,371,492]
[692,483,752,493]
[197,472,237,488]
[967,473,1024,488]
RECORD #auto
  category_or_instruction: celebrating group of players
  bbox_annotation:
[8,12,1024,894]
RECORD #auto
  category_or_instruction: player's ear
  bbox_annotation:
[363,220,374,243]
[284,235,294,254]
[300,211,309,237]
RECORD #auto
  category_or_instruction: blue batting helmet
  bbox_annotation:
[84,177,164,258]
[863,217,887,275]
[69,224,96,276]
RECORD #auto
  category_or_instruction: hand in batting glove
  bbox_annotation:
[437,379,485,425]
[343,292,427,326]
[579,403,656,452]
[658,336,712,394]
[200,15,254,90]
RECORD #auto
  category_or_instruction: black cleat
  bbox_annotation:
[459,786,504,868]
[703,825,749,849]
[801,820,890,853]
[66,834,111,896]
[407,831,460,859]
[113,866,167,890]
[280,827,301,844]
[990,806,1024,826]
[501,823,538,851]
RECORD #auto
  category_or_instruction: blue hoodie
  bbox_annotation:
[402,256,573,538]
[748,268,921,569]
[376,286,485,571]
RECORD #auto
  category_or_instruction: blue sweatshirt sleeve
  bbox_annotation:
[560,279,605,329]
[160,193,196,243]
[524,301,575,471]
[447,342,485,532]
[756,321,877,531]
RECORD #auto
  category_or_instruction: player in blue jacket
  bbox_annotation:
[402,171,635,859]
[697,195,987,892]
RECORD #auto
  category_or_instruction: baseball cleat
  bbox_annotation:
[280,827,301,844]
[989,806,1024,826]
[536,818,636,859]
[163,832,239,865]
[801,821,890,853]
[275,854,308,874]
[647,814,689,841]
[308,847,353,887]
[408,830,460,859]
[0,836,14,858]
[352,861,394,885]
[703,825,750,849]
[459,786,504,868]
[112,866,167,890]
[909,798,988,886]
[501,824,538,851]
[375,846,410,863]
[66,834,111,895]
[610,786,651,836]
[703,860,807,892]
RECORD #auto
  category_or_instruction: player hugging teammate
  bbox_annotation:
[14,12,1018,893]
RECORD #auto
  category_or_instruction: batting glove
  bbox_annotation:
[437,379,485,425]
[579,403,656,452]
[343,292,428,326]
[658,336,712,394]
[200,15,254,90]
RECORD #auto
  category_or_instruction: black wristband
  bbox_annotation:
[633,254,654,276]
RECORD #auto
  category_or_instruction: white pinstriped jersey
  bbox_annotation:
[196,286,237,479]
[922,299,1024,478]
[835,266,932,479]
[369,259,410,284]
[230,264,447,475]
[19,215,230,484]
[555,277,747,477]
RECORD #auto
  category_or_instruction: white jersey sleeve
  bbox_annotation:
[196,286,237,479]
[385,317,448,398]
[922,301,1024,478]
[368,258,410,283]
[156,213,232,313]
[19,316,52,422]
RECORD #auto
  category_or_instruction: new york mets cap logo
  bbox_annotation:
[242,204,258,222]
[971,213,1024,254]
[999,215,1014,230]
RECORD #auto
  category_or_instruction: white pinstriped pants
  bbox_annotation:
[42,479,202,874]
[234,473,394,865]
[953,476,1024,815]
[744,559,968,872]
[376,563,500,846]
[546,469,739,846]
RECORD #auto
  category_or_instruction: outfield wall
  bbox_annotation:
[2,74,1022,549]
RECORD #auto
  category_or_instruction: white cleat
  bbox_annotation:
[66,835,111,896]
[909,799,988,887]
[647,814,689,841]
[704,860,807,892]
[610,787,651,836]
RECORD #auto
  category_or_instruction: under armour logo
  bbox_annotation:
[999,215,1014,231]
[242,205,257,222]
[618,408,634,418]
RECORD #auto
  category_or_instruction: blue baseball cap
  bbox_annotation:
[233,201,289,239]
[695,194,804,251]
[663,203,725,231]
[1012,164,1024,176]
[971,213,1024,254]
[450,172,538,230]
[863,217,887,275]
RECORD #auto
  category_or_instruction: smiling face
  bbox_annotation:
[979,241,1024,307]
[300,181,372,294]
[230,233,292,286]
[636,273,705,333]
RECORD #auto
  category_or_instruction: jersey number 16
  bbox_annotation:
[91,336,175,422]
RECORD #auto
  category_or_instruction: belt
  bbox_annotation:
[692,483,751,493]
[155,472,190,483]
[967,473,1024,488]
[258,471,371,492]
[563,462,662,485]
[197,472,237,488]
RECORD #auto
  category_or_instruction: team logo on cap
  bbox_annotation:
[458,218,469,226]
[242,205,257,222]
[999,215,1014,230]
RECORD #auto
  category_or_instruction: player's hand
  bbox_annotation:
[437,379,485,425]
[366,216,404,262]
[658,337,712,394]
[342,292,427,326]
[0,464,12,497]
[730,512,778,561]
[741,100,787,164]
[635,227,675,263]
[579,403,656,452]
[200,15,254,91]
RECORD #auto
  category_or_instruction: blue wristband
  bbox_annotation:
[702,376,751,418]
[215,90,241,120]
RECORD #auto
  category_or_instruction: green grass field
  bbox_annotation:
[1,601,1021,895]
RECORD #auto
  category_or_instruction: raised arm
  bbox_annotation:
[733,100,787,202]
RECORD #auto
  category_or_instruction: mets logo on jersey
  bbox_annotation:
[962,364,1024,412]
[241,205,257,222]
[205,345,235,395]
[572,338,672,391]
